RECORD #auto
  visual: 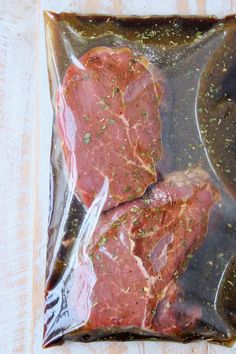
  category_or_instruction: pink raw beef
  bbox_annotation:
[69,167,219,336]
[57,47,164,210]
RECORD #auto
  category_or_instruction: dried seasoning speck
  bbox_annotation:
[83,132,91,144]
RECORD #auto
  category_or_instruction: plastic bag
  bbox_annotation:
[43,12,236,348]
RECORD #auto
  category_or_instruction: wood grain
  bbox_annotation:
[0,1,38,353]
[1,0,236,353]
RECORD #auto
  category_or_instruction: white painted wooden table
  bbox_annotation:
[0,1,236,353]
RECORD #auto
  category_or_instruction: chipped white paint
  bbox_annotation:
[0,0,236,353]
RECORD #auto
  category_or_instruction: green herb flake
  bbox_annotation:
[130,207,139,213]
[99,98,111,110]
[112,220,121,228]
[138,229,146,237]
[187,253,193,259]
[124,186,132,193]
[83,132,91,144]
[109,119,116,125]
[128,195,135,201]
[136,186,142,193]
[182,239,187,247]
[83,114,90,121]
[83,74,90,80]
[112,87,120,97]
[196,31,203,37]
[174,270,179,277]
[132,218,139,225]
[141,111,148,118]
[98,236,108,247]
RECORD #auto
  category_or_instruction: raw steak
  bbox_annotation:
[57,47,164,210]
[70,167,219,335]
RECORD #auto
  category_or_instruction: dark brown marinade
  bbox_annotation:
[44,13,236,347]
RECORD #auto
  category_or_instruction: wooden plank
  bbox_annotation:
[1,0,235,353]
[0,1,38,353]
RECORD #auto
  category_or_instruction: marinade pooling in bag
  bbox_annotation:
[43,13,236,347]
